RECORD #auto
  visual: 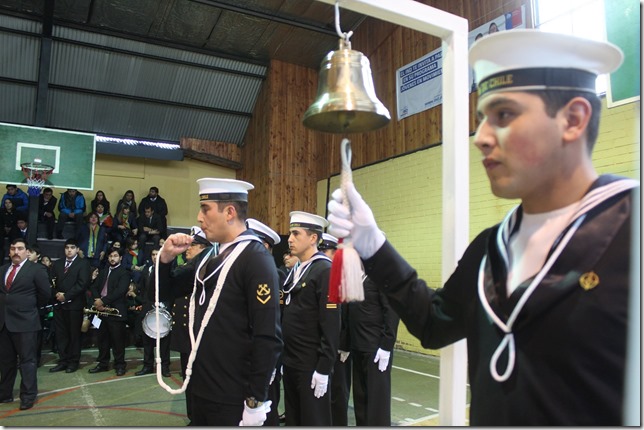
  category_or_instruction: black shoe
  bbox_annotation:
[279,413,286,424]
[0,397,13,403]
[115,368,126,376]
[161,367,171,377]
[19,400,34,410]
[88,365,108,374]
[135,367,153,376]
[65,365,79,373]
[49,364,68,373]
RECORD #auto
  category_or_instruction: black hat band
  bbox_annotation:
[477,68,597,97]
[200,192,248,202]
[290,222,323,234]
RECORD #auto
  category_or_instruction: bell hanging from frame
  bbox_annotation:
[303,38,391,133]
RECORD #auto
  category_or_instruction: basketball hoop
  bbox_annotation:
[21,158,55,197]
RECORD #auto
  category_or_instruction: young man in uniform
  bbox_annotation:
[281,212,340,426]
[327,30,637,425]
[158,178,282,426]
[49,238,92,373]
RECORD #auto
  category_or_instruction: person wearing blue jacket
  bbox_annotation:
[1,185,29,215]
[56,189,86,239]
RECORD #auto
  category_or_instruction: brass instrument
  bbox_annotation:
[83,305,122,318]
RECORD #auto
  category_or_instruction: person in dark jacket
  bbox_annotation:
[281,212,340,426]
[348,276,399,426]
[138,187,168,238]
[327,30,638,425]
[56,189,86,239]
[87,247,130,376]
[38,187,57,240]
[0,238,51,410]
[1,185,29,215]
[158,178,281,426]
[49,239,92,373]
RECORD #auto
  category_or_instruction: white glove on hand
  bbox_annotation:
[339,350,350,363]
[327,183,386,259]
[374,348,391,372]
[310,371,329,398]
[239,400,272,426]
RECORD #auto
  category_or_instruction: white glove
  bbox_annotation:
[327,183,386,259]
[374,348,391,372]
[339,350,350,363]
[310,371,329,398]
[239,400,272,426]
[269,368,276,385]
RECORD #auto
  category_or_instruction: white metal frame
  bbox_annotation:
[314,0,470,425]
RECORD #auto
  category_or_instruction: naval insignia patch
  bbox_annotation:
[257,284,271,304]
[579,271,599,291]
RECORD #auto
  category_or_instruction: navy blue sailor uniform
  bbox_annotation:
[361,174,637,425]
[158,230,282,426]
[281,251,341,426]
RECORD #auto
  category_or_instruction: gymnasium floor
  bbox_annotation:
[0,346,470,426]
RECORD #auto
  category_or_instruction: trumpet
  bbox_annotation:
[83,305,122,318]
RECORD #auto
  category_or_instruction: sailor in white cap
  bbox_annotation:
[327,30,638,425]
[316,231,351,426]
[281,211,341,426]
[158,178,282,426]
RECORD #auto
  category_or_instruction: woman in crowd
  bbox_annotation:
[115,190,137,217]
[77,212,107,269]
[112,205,138,243]
[91,190,111,214]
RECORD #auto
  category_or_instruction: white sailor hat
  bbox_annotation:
[319,233,339,250]
[247,218,281,247]
[189,225,211,246]
[289,211,329,234]
[197,178,254,202]
[469,29,624,98]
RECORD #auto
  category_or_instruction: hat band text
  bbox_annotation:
[200,192,248,202]
[477,68,597,97]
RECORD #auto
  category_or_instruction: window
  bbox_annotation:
[534,0,608,94]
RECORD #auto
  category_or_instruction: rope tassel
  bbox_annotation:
[329,138,365,303]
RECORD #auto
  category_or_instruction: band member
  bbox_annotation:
[49,239,91,373]
[88,247,130,376]
[158,178,282,426]
[281,212,341,426]
[135,248,172,377]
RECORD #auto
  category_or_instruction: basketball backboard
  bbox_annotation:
[0,122,96,190]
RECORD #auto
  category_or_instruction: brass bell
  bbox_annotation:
[303,38,391,133]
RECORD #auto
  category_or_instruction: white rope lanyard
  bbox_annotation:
[283,255,331,305]
[478,178,638,382]
[153,235,259,394]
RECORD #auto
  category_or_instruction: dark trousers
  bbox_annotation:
[0,327,39,402]
[283,366,332,426]
[331,355,352,426]
[191,393,244,426]
[40,214,55,239]
[95,318,127,370]
[56,212,83,236]
[53,308,83,366]
[142,333,170,368]
[352,350,393,426]
[264,366,281,426]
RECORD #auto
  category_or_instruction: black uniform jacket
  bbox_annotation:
[0,260,51,332]
[363,175,636,425]
[348,276,399,352]
[90,264,130,318]
[158,230,282,405]
[281,252,340,374]
[51,257,92,311]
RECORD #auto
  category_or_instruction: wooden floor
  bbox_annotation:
[0,344,470,426]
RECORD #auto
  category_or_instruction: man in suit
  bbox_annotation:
[138,187,168,237]
[0,238,51,410]
[49,239,92,373]
[88,247,130,376]
[38,187,57,240]
[137,206,163,260]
